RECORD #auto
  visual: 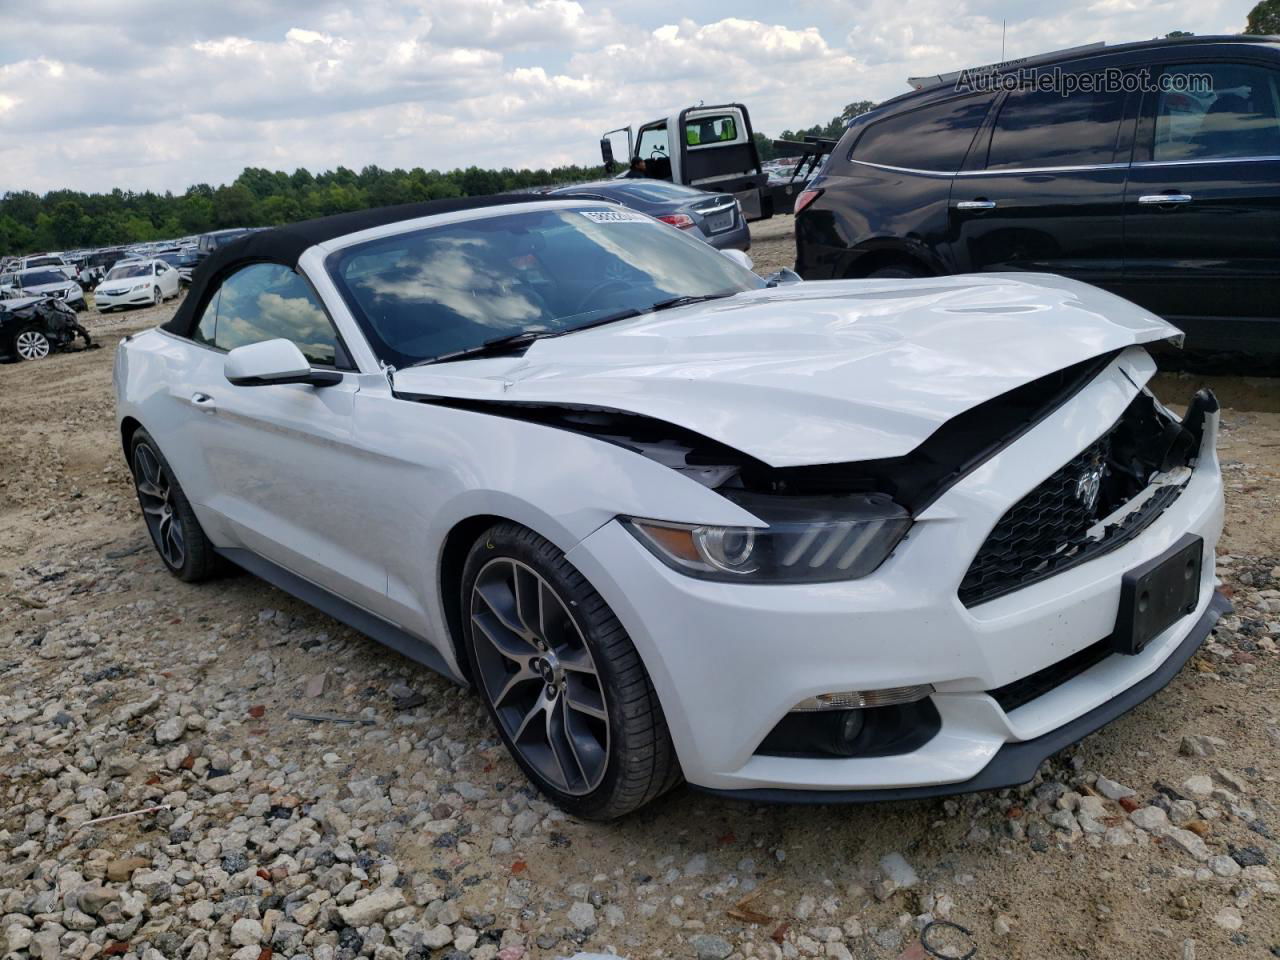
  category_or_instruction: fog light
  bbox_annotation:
[792,684,934,712]
[758,708,867,758]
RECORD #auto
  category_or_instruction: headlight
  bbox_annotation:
[625,491,911,583]
[132,282,150,291]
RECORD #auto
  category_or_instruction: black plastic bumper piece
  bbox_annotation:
[691,591,1230,806]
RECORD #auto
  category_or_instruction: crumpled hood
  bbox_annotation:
[392,273,1180,467]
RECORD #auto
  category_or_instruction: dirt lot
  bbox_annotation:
[1,250,1278,960]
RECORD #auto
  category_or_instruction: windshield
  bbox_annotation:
[327,206,763,367]
[106,263,153,280]
[19,270,67,286]
[25,257,61,268]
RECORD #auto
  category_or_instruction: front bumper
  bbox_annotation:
[565,349,1226,795]
[694,591,1228,803]
[96,289,154,310]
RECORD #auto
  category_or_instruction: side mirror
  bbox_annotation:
[763,267,803,286]
[224,338,341,388]
[600,138,616,174]
[719,248,754,272]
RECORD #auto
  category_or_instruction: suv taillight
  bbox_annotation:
[793,189,823,215]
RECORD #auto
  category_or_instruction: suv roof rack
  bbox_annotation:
[905,34,1278,92]
[908,42,1106,90]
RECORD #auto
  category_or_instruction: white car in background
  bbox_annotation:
[114,197,1226,819]
[95,258,182,311]
[1,267,86,310]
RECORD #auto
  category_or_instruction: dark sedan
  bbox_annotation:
[544,180,750,251]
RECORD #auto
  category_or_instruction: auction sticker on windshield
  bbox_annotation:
[580,210,650,223]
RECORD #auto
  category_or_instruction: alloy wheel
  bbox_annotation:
[152,286,161,305]
[15,330,50,360]
[132,443,185,569]
[470,557,610,795]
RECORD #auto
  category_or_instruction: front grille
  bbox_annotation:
[959,416,1189,607]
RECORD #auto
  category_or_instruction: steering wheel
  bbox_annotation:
[575,279,632,314]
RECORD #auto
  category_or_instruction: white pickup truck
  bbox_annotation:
[600,103,776,221]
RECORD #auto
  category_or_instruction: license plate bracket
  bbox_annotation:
[1113,533,1203,656]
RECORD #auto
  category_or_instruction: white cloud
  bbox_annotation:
[0,0,1253,193]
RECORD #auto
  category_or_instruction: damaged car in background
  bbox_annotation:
[114,195,1225,818]
[1,295,93,361]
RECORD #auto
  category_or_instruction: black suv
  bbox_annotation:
[795,36,1280,358]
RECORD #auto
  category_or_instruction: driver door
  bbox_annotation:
[635,122,673,180]
[178,262,387,611]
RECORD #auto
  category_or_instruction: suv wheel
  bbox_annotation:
[129,429,221,582]
[462,522,681,819]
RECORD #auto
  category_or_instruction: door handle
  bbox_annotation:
[189,392,216,413]
[1138,193,1193,204]
[955,199,997,210]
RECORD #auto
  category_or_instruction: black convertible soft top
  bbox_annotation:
[162,194,554,338]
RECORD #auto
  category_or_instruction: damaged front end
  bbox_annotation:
[958,387,1217,607]
[408,349,1214,595]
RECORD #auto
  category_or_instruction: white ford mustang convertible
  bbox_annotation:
[114,195,1226,818]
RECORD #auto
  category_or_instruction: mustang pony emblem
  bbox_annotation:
[1075,463,1104,512]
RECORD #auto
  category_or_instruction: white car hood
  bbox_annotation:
[392,274,1180,467]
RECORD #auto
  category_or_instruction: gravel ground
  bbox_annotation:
[1,261,1278,960]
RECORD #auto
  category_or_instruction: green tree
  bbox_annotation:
[51,199,89,248]
[212,184,257,228]
[1246,0,1280,33]
[841,100,876,122]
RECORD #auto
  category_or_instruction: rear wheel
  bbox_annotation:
[14,327,51,361]
[129,429,221,582]
[152,286,161,305]
[462,522,681,819]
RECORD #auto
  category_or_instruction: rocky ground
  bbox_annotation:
[1,258,1278,960]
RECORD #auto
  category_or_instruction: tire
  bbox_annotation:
[128,429,221,582]
[865,264,927,279]
[461,522,681,819]
[13,327,51,361]
[152,286,161,306]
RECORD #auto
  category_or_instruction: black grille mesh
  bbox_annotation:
[959,435,1111,607]
[959,424,1190,607]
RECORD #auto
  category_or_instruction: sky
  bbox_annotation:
[0,0,1252,195]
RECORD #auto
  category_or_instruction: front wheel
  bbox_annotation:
[152,286,161,306]
[14,327,51,360]
[462,522,681,819]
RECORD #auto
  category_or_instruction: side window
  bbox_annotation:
[686,114,738,146]
[1154,63,1280,161]
[193,289,219,347]
[987,85,1125,170]
[212,263,340,366]
[853,95,994,172]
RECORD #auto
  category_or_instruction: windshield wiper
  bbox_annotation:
[410,330,559,367]
[409,293,738,367]
[649,292,736,312]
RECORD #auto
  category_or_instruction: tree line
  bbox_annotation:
[0,164,605,257]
